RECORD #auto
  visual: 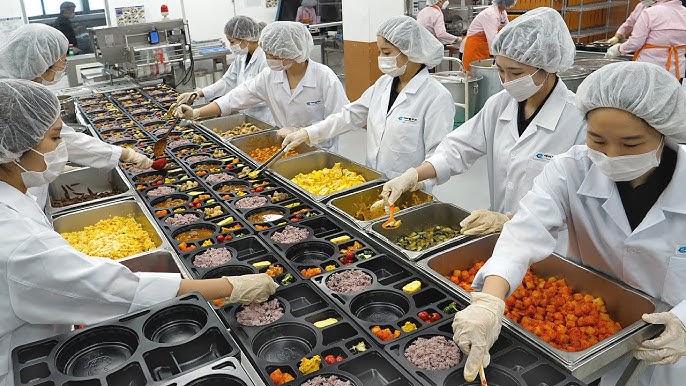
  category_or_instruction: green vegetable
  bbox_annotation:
[280,273,294,285]
[349,341,367,354]
[443,302,459,314]
[395,225,460,252]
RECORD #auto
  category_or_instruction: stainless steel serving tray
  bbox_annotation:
[198,113,275,141]
[270,150,385,202]
[228,129,317,165]
[51,198,190,278]
[327,183,434,230]
[418,234,669,382]
[47,167,133,215]
[368,202,470,261]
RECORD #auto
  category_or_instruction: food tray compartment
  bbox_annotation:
[11,293,240,385]
[218,281,374,385]
[229,129,316,165]
[417,234,669,381]
[48,167,132,214]
[270,150,385,202]
[51,198,165,260]
[327,183,434,229]
[385,319,587,386]
[233,194,323,232]
[369,202,471,261]
[199,114,275,141]
[262,217,384,279]
[311,255,457,346]
[160,357,255,386]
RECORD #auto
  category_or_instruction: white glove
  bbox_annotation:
[454,36,463,45]
[176,92,198,105]
[633,312,686,365]
[175,104,199,120]
[276,127,299,138]
[453,292,506,382]
[282,129,310,152]
[381,168,420,205]
[121,148,153,169]
[605,43,622,59]
[607,36,620,45]
[224,274,279,305]
[460,209,510,236]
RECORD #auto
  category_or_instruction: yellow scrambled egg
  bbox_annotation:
[61,216,156,259]
[291,163,366,195]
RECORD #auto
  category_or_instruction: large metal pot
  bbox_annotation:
[469,59,503,115]
[559,66,592,93]
[573,58,626,72]
[433,71,482,126]
[57,95,76,124]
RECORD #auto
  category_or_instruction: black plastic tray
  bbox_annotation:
[161,357,255,386]
[218,281,378,385]
[12,293,241,385]
[384,319,588,386]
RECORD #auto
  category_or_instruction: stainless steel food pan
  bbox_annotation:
[327,183,434,230]
[418,234,669,382]
[199,114,274,141]
[270,150,385,202]
[229,129,317,165]
[368,202,470,261]
[47,167,132,215]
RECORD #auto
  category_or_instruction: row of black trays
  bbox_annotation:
[12,293,241,385]
[218,281,419,386]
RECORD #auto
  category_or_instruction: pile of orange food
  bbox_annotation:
[269,369,294,385]
[371,325,400,341]
[248,146,299,163]
[447,261,622,352]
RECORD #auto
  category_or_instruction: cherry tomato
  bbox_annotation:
[345,251,355,259]
[224,235,233,241]
[226,164,234,169]
[324,355,336,365]
[217,235,225,242]
[430,313,442,322]
[335,355,344,363]
[255,187,264,193]
[417,311,430,321]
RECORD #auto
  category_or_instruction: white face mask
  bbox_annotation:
[230,42,248,55]
[378,52,407,77]
[266,58,292,72]
[13,142,68,188]
[41,68,66,86]
[500,68,546,102]
[442,1,450,9]
[587,137,664,182]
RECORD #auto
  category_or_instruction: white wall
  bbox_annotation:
[342,0,404,42]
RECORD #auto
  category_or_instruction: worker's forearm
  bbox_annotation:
[482,275,510,300]
[177,278,233,300]
[196,102,222,119]
[416,162,438,181]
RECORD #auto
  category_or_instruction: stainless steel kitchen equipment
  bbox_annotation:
[229,129,317,165]
[47,167,133,215]
[198,114,275,141]
[433,58,480,124]
[470,58,503,115]
[418,234,669,383]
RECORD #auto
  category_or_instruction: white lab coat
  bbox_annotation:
[304,68,454,180]
[474,144,686,386]
[27,123,122,209]
[0,182,181,386]
[214,60,349,153]
[425,78,587,215]
[200,47,274,125]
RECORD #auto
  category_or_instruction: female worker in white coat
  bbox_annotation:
[176,16,273,124]
[0,24,153,207]
[452,62,686,386]
[382,7,586,236]
[0,79,277,386]
[177,22,347,153]
[279,15,454,182]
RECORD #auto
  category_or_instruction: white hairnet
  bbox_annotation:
[224,15,262,41]
[0,24,68,81]
[426,0,441,5]
[0,79,60,163]
[259,22,313,63]
[576,61,686,142]
[494,0,517,7]
[492,7,575,73]
[302,0,317,6]
[377,16,444,68]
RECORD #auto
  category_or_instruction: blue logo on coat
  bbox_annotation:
[396,116,418,124]
[306,100,322,106]
[678,246,686,254]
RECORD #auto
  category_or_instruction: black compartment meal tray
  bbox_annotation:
[217,281,378,386]
[385,319,588,386]
[12,293,240,386]
[161,357,255,386]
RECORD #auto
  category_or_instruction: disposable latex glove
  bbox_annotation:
[224,274,279,305]
[453,292,506,382]
[176,91,199,105]
[633,312,686,365]
[282,128,310,152]
[605,43,622,59]
[607,36,620,45]
[459,209,510,236]
[175,104,199,120]
[121,148,153,169]
[276,127,299,138]
[381,168,420,205]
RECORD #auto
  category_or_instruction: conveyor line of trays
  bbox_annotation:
[11,84,588,386]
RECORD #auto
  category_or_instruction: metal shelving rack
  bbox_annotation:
[560,0,630,42]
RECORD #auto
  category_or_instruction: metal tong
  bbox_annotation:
[249,146,288,179]
[153,93,198,159]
